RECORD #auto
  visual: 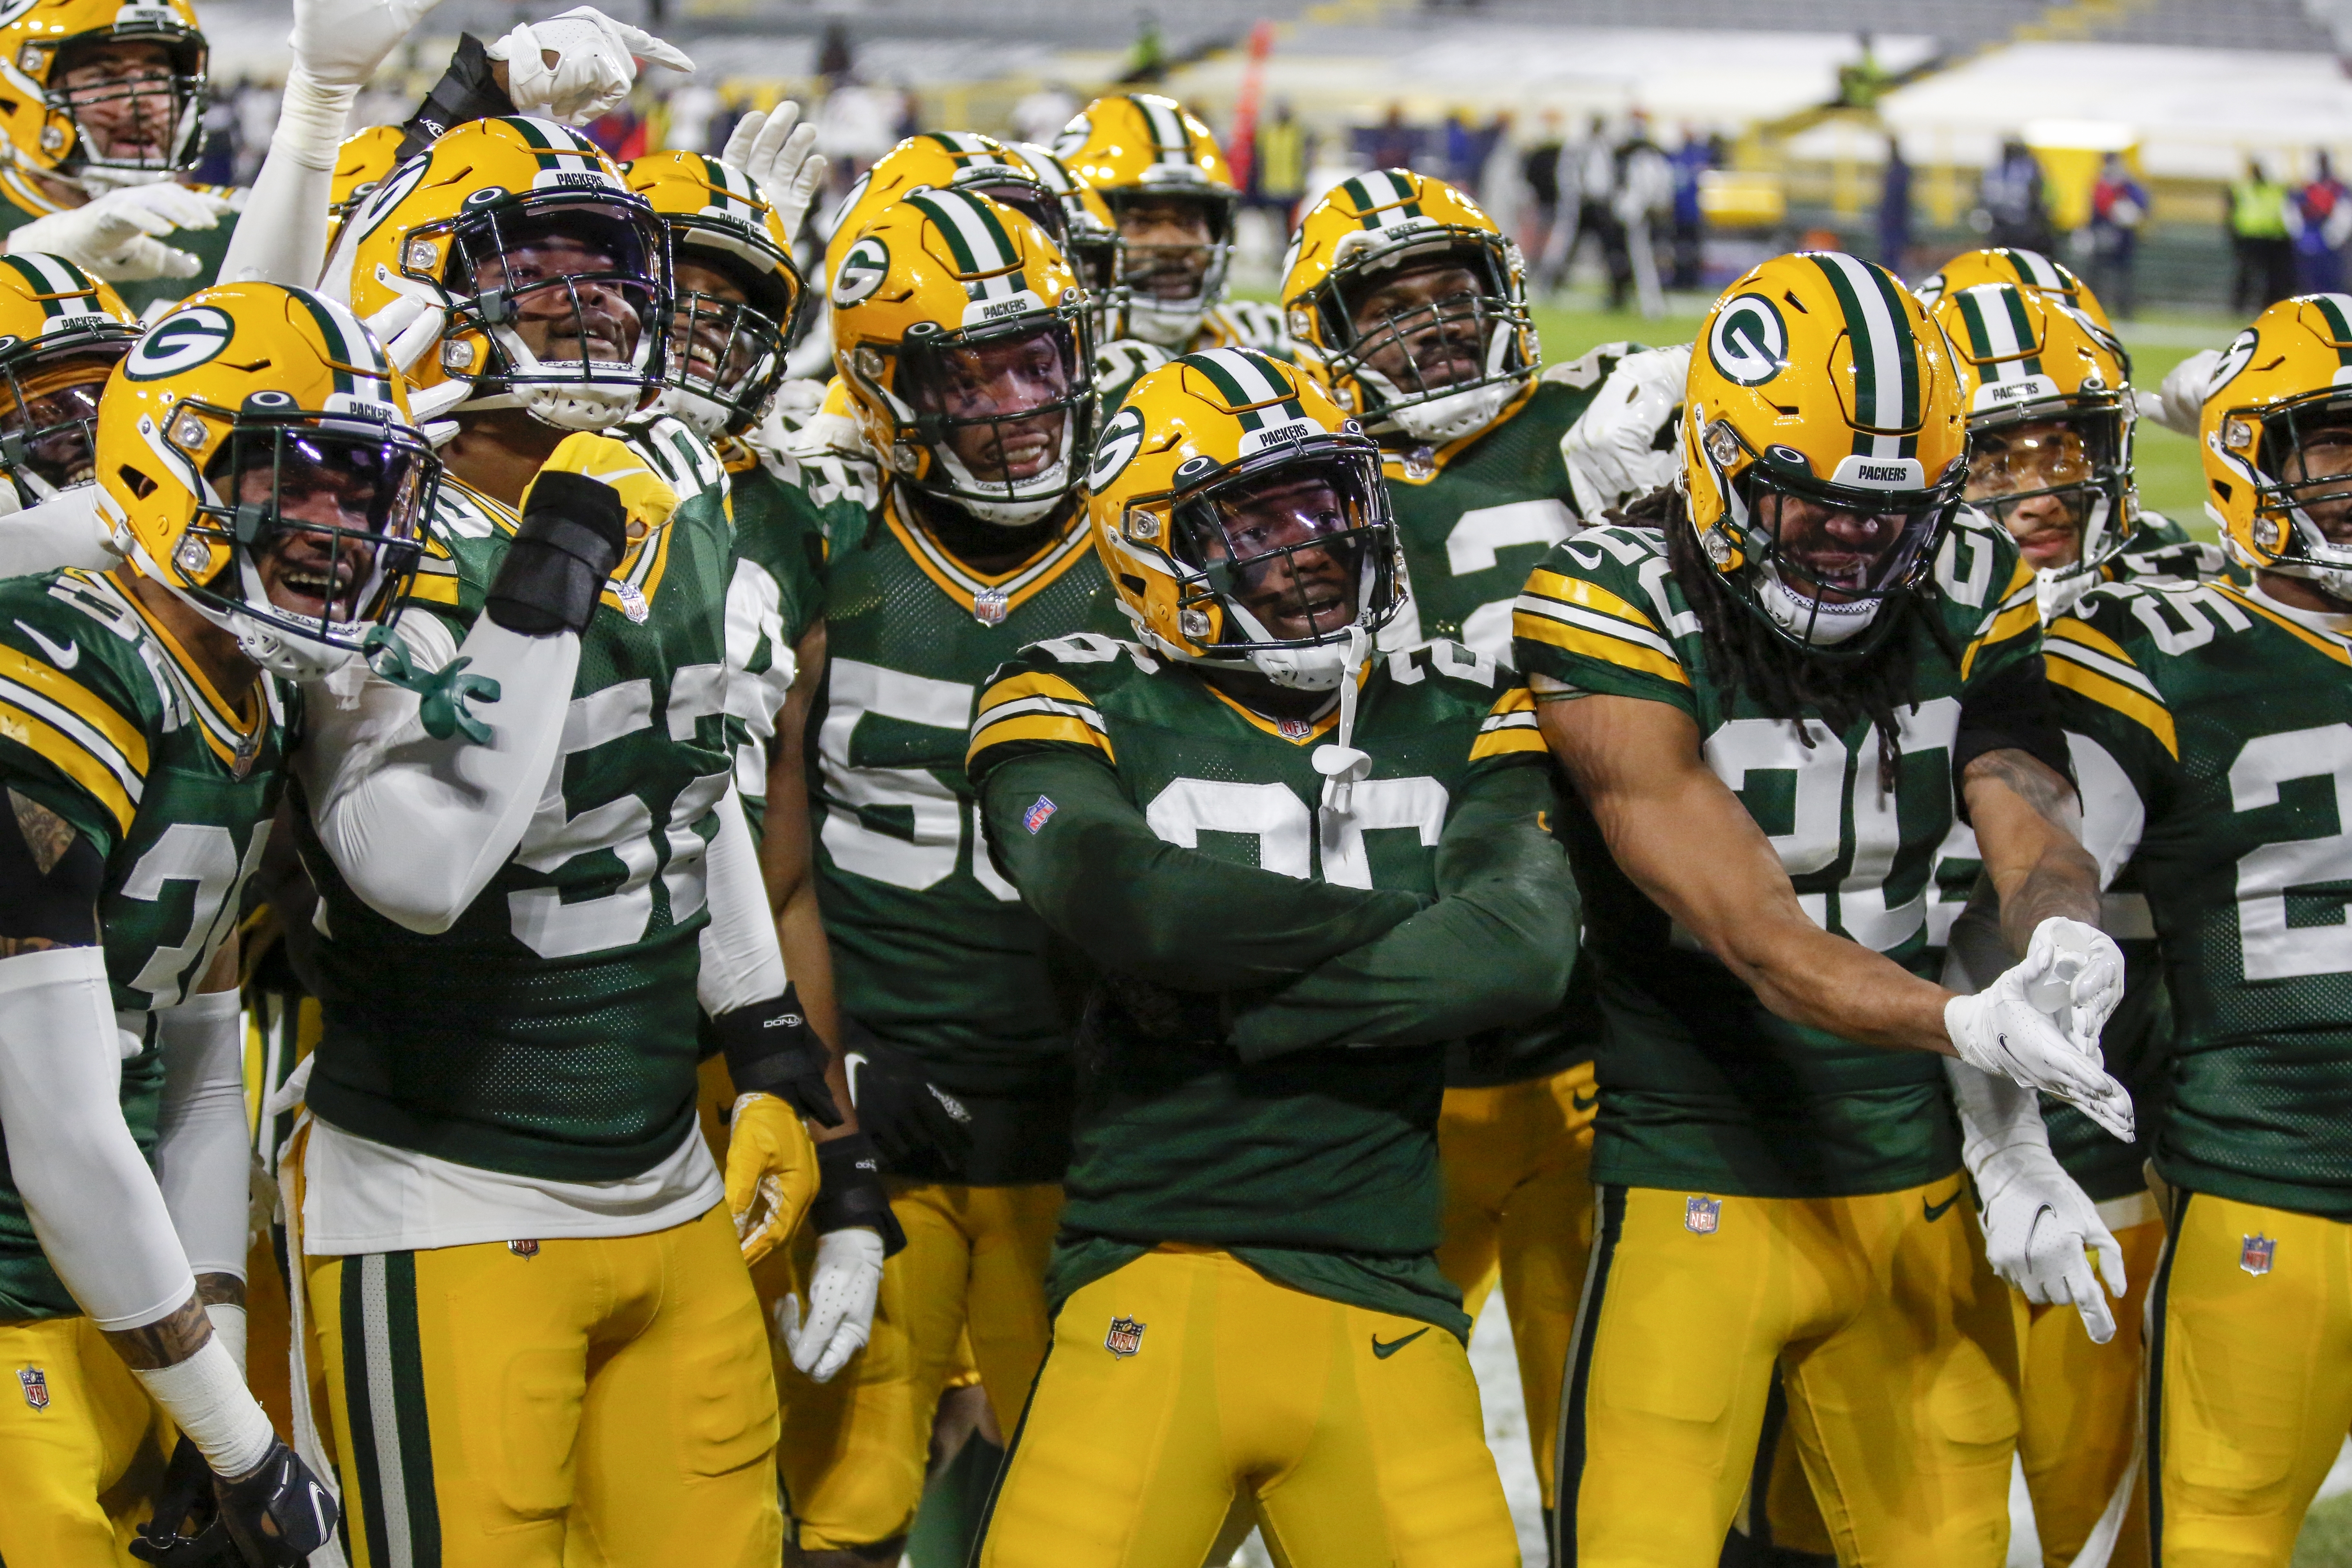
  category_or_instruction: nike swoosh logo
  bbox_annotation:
[1923,1186,1965,1223]
[1371,1328,1429,1360]
[1570,1089,1597,1113]
[17,619,76,670]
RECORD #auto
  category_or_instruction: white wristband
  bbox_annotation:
[276,66,359,172]
[204,1300,249,1377]
[132,1335,274,1479]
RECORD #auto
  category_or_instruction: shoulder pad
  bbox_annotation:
[1541,339,1642,390]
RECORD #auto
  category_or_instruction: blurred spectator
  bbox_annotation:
[2087,150,2148,317]
[1253,101,1309,228]
[1442,110,1501,200]
[1365,104,1418,172]
[1978,138,2054,251]
[2295,151,2352,295]
[1121,15,1166,85]
[818,80,901,181]
[893,86,922,143]
[1838,31,1886,111]
[234,77,277,185]
[1013,83,1079,146]
[1519,110,1564,277]
[819,22,855,83]
[1553,114,1617,294]
[2231,156,2297,314]
[1669,127,1713,289]
[1613,111,1673,315]
[1877,135,1912,276]
[666,82,721,155]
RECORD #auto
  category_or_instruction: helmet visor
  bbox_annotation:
[900,318,1086,494]
[199,419,435,646]
[0,340,127,493]
[445,199,665,385]
[1173,442,1396,649]
[1962,407,2125,571]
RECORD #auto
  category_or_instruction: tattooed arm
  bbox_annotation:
[1960,747,2103,957]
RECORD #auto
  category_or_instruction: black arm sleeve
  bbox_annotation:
[0,789,100,947]
[395,35,516,165]
[979,750,1425,991]
[1226,763,1581,1062]
[1952,653,2075,822]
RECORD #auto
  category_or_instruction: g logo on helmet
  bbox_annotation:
[831,237,890,309]
[2206,327,2260,403]
[1707,293,1787,389]
[1088,404,1145,491]
[125,308,233,382]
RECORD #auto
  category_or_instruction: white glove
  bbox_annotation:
[774,1226,884,1384]
[1945,917,2133,1141]
[720,103,827,241]
[0,483,119,576]
[1561,343,1689,520]
[361,294,467,441]
[2152,348,2222,439]
[485,6,694,129]
[9,183,232,282]
[290,0,442,89]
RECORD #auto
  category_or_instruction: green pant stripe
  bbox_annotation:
[341,1252,441,1568]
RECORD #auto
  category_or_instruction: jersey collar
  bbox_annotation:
[1378,379,1537,486]
[883,490,1094,624]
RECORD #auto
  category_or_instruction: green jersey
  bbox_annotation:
[1513,513,2046,1197]
[968,634,1572,1337]
[0,170,243,317]
[2048,578,2352,1220]
[810,491,1103,1100]
[718,433,868,834]
[1380,353,1629,662]
[300,425,739,1184]
[0,569,291,1319]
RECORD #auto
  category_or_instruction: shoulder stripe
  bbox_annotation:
[1515,569,1690,686]
[0,644,148,779]
[0,699,136,833]
[1961,583,2040,681]
[967,671,1114,767]
[2214,584,2352,668]
[2045,619,2159,700]
[1471,687,1548,760]
[2045,656,2177,759]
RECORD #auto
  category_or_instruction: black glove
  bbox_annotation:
[129,1438,222,1565]
[214,1439,339,1568]
[712,983,843,1127]
[810,1131,907,1256]
[852,1048,976,1179]
[484,471,629,637]
[395,33,515,164]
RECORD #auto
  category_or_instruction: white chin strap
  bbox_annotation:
[652,385,734,442]
[925,421,1080,529]
[132,540,364,681]
[1377,379,1517,445]
[1125,296,1207,348]
[466,325,646,432]
[1756,565,1881,647]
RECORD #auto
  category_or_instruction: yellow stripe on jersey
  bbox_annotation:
[1961,562,2040,682]
[0,644,148,779]
[1514,569,1691,688]
[967,671,1115,767]
[0,699,136,833]
[1471,686,1548,760]
[2215,584,2352,668]
[2045,643,2178,759]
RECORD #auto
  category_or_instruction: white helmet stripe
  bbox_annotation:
[908,189,1018,273]
[1135,96,1192,163]
[1194,346,1290,405]
[1815,250,1908,455]
[2009,249,2063,290]
[7,250,80,297]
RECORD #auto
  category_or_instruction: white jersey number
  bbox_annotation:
[2230,723,2352,981]
[1142,774,1449,884]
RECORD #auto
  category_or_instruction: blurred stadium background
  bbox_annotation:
[190,1,2352,1561]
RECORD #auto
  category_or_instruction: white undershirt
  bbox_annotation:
[300,1112,722,1256]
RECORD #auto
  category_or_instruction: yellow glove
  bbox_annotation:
[725,1091,817,1265]
[523,430,681,541]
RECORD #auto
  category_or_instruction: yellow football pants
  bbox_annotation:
[775,1179,1062,1550]
[1562,1179,2020,1568]
[974,1246,1518,1568]
[304,1203,780,1568]
[1434,1059,1597,1512]
[2148,1190,2352,1567]
[0,1313,172,1566]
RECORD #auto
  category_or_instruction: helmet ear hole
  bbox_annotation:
[116,463,155,500]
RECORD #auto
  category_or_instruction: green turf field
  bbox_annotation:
[1523,301,2236,540]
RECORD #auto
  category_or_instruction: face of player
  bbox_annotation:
[233,436,419,625]
[469,232,642,368]
[1197,474,1360,641]
[1118,196,1214,302]
[1757,489,1928,604]
[1346,260,1486,394]
[670,258,757,393]
[1965,418,2095,570]
[2283,422,2352,545]
[908,325,1071,483]
[0,359,112,489]
[56,40,178,165]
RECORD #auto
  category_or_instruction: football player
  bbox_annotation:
[0,279,448,1567]
[965,345,1571,1567]
[2045,292,2352,1566]
[273,117,868,1565]
[0,251,140,506]
[776,187,1100,1566]
[1515,252,2133,1565]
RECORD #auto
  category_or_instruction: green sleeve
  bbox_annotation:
[979,749,1425,990]
[1226,762,1581,1061]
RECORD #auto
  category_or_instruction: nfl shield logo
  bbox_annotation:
[1685,1196,1722,1235]
[508,1238,541,1260]
[18,1366,47,1410]
[1024,795,1058,835]
[2241,1234,2276,1276]
[1276,717,1312,740]
[973,588,1010,626]
[1104,1315,1146,1359]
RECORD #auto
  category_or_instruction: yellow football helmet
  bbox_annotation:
[0,250,137,502]
[329,124,407,226]
[1088,346,1401,686]
[323,116,669,433]
[1684,252,1967,654]
[1929,279,2136,606]
[0,0,205,192]
[98,281,439,677]
[1280,169,1535,444]
[625,150,805,440]
[1051,94,1237,348]
[2200,292,2352,598]
[1005,139,1118,295]
[831,186,1094,527]
[820,131,1069,290]
[1915,247,2115,336]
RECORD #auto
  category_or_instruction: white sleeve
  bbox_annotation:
[297,613,580,935]
[2064,731,2146,892]
[151,988,251,1282]
[697,785,786,1016]
[0,947,197,1330]
[216,68,352,288]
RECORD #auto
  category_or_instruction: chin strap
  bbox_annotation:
[1310,625,1374,826]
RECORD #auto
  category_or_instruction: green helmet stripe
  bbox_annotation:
[1811,251,1919,448]
[2314,294,2352,368]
